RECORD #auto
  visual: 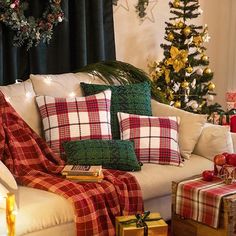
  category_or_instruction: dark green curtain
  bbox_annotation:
[0,0,116,85]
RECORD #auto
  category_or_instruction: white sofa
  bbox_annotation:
[0,72,235,236]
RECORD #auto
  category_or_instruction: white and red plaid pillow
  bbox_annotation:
[118,112,182,166]
[36,90,112,157]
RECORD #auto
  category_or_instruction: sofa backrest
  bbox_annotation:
[0,80,42,136]
[0,72,106,137]
[1,73,236,156]
[30,72,105,97]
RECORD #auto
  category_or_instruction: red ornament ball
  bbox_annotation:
[202,170,214,181]
[214,154,226,166]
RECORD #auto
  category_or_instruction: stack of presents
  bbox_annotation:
[209,91,236,132]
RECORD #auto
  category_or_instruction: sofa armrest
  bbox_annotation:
[151,99,160,116]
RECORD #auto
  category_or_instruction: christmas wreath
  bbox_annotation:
[0,0,64,49]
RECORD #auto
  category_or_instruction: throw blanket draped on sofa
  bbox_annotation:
[0,92,143,236]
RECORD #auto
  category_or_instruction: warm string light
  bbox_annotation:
[44,76,52,85]
[6,74,100,103]
[43,75,80,97]
[68,92,76,98]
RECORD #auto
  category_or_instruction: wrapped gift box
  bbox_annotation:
[115,212,168,236]
[209,113,230,126]
[209,112,236,133]
[226,102,236,111]
[226,92,236,102]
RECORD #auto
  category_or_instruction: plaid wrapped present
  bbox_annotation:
[116,212,168,236]
[209,113,230,126]
[209,109,236,133]
[226,91,236,102]
[226,102,236,111]
[175,176,236,228]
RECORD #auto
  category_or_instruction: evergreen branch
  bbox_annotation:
[78,60,168,104]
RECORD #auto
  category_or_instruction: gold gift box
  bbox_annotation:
[115,212,168,236]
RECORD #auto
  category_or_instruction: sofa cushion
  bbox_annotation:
[81,82,152,139]
[118,112,182,166]
[35,90,112,157]
[63,140,141,171]
[0,80,42,136]
[193,123,234,161]
[131,154,213,200]
[151,99,207,159]
[30,72,105,98]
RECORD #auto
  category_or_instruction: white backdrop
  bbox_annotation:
[113,0,235,109]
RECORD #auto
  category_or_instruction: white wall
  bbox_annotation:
[113,0,234,109]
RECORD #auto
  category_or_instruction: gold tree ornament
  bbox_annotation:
[204,68,212,75]
[176,21,184,29]
[186,66,193,73]
[174,101,181,108]
[167,33,174,41]
[201,55,208,62]
[181,81,189,89]
[193,35,203,46]
[208,82,215,91]
[173,0,180,8]
[183,26,191,36]
[199,100,206,108]
[165,69,171,84]
[166,46,188,72]
[168,91,174,101]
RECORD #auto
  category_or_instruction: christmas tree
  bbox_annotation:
[149,0,222,114]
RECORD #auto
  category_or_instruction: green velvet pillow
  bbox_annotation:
[63,140,141,171]
[81,81,152,139]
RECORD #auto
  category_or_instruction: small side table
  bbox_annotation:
[171,179,236,236]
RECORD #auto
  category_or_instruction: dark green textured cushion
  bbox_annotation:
[63,140,141,171]
[81,82,152,139]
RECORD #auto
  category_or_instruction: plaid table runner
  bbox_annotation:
[176,176,236,228]
[0,92,143,236]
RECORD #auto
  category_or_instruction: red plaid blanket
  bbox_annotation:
[176,176,236,228]
[0,92,143,236]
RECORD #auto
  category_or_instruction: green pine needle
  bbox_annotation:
[77,60,168,104]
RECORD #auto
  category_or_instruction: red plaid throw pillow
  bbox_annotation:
[118,112,182,166]
[36,90,112,157]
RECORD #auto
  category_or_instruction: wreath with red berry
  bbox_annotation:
[0,0,64,49]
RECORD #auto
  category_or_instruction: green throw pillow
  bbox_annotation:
[63,140,141,171]
[81,81,152,139]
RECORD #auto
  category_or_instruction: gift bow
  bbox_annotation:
[121,211,162,236]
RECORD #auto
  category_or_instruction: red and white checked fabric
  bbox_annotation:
[118,112,182,166]
[0,92,143,236]
[176,176,236,228]
[36,90,112,157]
